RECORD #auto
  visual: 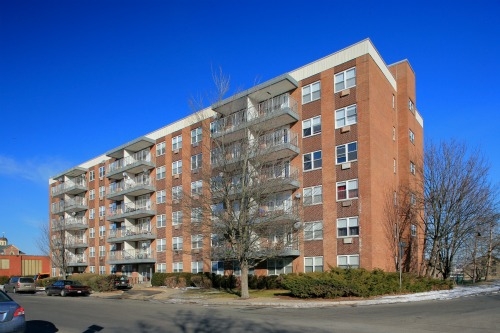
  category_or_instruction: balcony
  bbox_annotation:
[260,165,300,193]
[257,202,300,224]
[51,177,87,197]
[66,237,88,249]
[211,93,299,143]
[67,255,87,266]
[257,130,300,163]
[107,176,156,201]
[107,226,156,243]
[107,150,155,180]
[51,197,87,215]
[51,217,88,231]
[108,249,156,265]
[107,202,156,222]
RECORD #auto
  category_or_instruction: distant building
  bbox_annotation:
[0,236,51,277]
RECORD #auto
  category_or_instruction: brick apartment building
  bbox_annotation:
[48,39,424,281]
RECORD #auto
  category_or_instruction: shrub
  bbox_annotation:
[0,276,10,285]
[191,274,212,289]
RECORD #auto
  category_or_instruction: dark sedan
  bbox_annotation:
[45,280,91,297]
[0,290,26,333]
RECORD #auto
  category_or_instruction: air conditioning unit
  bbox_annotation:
[340,126,351,133]
[174,149,179,154]
[343,237,353,244]
[341,162,351,170]
[342,200,352,207]
[340,88,350,97]
[99,176,103,181]
[193,249,200,254]
[174,174,180,179]
[174,225,179,230]
[193,169,199,174]
[193,194,199,200]
[173,200,179,204]
[192,142,199,147]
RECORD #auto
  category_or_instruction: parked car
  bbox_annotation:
[114,276,132,290]
[0,290,26,333]
[45,280,91,297]
[3,277,36,294]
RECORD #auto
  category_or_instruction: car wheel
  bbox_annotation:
[60,289,66,297]
[46,290,51,296]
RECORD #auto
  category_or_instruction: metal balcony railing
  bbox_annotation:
[108,150,151,174]
[108,249,155,262]
[107,176,155,196]
[51,177,87,197]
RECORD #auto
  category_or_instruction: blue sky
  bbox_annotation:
[1,0,499,255]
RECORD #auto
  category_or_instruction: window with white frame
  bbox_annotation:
[410,161,416,175]
[393,127,396,141]
[409,129,415,144]
[408,99,415,112]
[99,266,105,275]
[89,209,95,220]
[303,186,322,205]
[157,214,166,228]
[211,233,221,247]
[156,166,166,180]
[89,189,95,200]
[335,104,357,128]
[89,227,95,238]
[336,179,358,200]
[89,171,95,181]
[99,166,105,178]
[99,226,105,237]
[191,180,202,196]
[394,159,397,173]
[156,190,166,204]
[303,150,322,171]
[157,238,166,252]
[304,221,323,240]
[172,160,182,176]
[211,261,224,275]
[172,237,183,251]
[99,245,106,257]
[191,207,202,223]
[157,263,166,273]
[172,185,182,201]
[191,153,202,170]
[304,256,323,272]
[338,254,359,268]
[191,127,202,144]
[410,192,417,206]
[172,135,182,151]
[336,142,358,164]
[334,68,356,92]
[191,261,203,274]
[302,81,321,104]
[411,224,417,237]
[172,211,183,225]
[89,266,95,274]
[337,217,359,237]
[267,258,293,275]
[99,186,105,198]
[302,116,321,137]
[191,234,203,249]
[156,142,166,156]
[173,262,183,273]
[89,247,95,258]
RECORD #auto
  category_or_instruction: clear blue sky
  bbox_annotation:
[1,0,499,255]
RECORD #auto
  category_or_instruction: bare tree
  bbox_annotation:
[185,70,302,298]
[38,219,71,279]
[423,140,495,279]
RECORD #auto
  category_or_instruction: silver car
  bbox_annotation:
[4,277,36,294]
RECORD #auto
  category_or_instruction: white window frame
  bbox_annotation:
[267,258,293,275]
[157,214,166,228]
[302,81,321,104]
[172,135,182,151]
[89,247,95,258]
[89,171,95,181]
[304,221,323,240]
[89,189,95,200]
[410,161,416,175]
[304,256,323,272]
[336,142,358,164]
[191,207,202,223]
[337,217,359,237]
[99,226,105,237]
[89,227,95,238]
[157,263,166,273]
[99,245,106,257]
[156,142,166,156]
[335,104,357,128]
[303,150,322,171]
[99,186,105,198]
[334,67,356,92]
[172,211,183,225]
[99,166,105,178]
[172,237,183,251]
[409,129,415,144]
[172,160,182,176]
[157,238,166,252]
[191,234,203,249]
[408,99,415,112]
[156,190,166,204]
[303,186,322,205]
[156,166,166,180]
[99,266,106,275]
[211,261,224,275]
[191,153,202,170]
[89,209,95,220]
[99,206,105,217]
[337,254,360,269]
[191,180,202,196]
[302,116,321,137]
[173,262,183,273]
[191,261,203,274]
[172,185,182,201]
[336,179,359,201]
[191,127,202,144]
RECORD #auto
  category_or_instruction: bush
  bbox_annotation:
[191,274,212,289]
[0,276,10,285]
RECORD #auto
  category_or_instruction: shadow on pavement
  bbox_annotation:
[26,320,58,333]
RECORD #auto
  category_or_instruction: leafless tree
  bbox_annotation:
[423,140,496,279]
[38,219,71,279]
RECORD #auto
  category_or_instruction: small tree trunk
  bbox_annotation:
[240,261,250,299]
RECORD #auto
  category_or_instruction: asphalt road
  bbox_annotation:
[9,291,500,333]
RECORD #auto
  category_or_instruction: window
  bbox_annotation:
[89,247,95,258]
[304,256,323,272]
[392,94,395,109]
[394,159,397,173]
[191,207,202,223]
[99,186,105,198]
[337,217,359,237]
[157,214,166,228]
[157,263,166,273]
[156,190,166,204]
[99,245,106,257]
[172,160,182,176]
[411,224,417,237]
[157,238,166,252]
[156,166,166,180]
[303,186,322,205]
[191,180,202,196]
[410,161,416,175]
[99,266,106,275]
[335,104,357,128]
[191,127,202,144]
[89,227,95,238]
[172,237,183,251]
[334,67,356,92]
[89,266,95,274]
[408,99,415,112]
[172,185,182,201]
[191,261,203,274]
[99,206,105,217]
[410,192,417,206]
[156,142,166,156]
[89,171,95,181]
[409,129,415,144]
[303,150,322,171]
[89,189,95,200]
[338,255,359,269]
[302,81,321,104]
[172,211,183,225]
[302,116,321,137]
[336,142,358,164]
[337,179,358,200]
[211,261,224,275]
[173,262,183,273]
[99,166,105,178]
[191,234,203,249]
[267,258,293,275]
[99,226,105,237]
[89,209,95,220]
[172,135,182,151]
[191,153,202,170]
[304,221,323,240]
[393,127,396,141]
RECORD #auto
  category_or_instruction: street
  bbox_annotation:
[10,292,500,333]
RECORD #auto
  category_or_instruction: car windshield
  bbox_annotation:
[20,278,34,283]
